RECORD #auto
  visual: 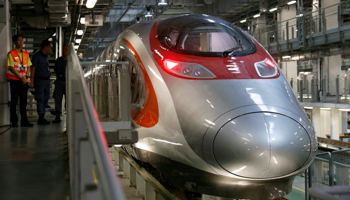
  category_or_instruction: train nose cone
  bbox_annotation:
[213,112,311,178]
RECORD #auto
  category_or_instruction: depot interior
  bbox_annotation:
[2,0,350,139]
[1,0,350,200]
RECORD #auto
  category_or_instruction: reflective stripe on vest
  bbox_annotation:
[6,50,29,82]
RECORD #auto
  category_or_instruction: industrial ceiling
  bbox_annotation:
[10,0,316,61]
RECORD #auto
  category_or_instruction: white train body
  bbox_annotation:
[85,14,317,199]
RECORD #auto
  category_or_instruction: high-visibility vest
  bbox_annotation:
[6,50,29,82]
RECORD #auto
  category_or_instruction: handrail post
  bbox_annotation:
[311,78,314,101]
[329,152,333,186]
[338,5,341,40]
[267,26,271,50]
[306,79,309,99]
[336,75,340,103]
[300,79,304,102]
[345,77,348,100]
[323,76,327,102]
[286,21,289,49]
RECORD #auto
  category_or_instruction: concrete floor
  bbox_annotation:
[0,121,70,200]
[0,119,314,200]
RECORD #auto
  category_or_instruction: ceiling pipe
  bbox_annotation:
[69,0,84,43]
[84,1,172,56]
[93,0,137,50]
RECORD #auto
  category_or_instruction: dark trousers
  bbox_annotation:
[53,79,66,116]
[34,79,50,115]
[9,80,29,124]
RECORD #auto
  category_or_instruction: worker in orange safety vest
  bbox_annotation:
[6,34,34,127]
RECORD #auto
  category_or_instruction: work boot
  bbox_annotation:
[11,123,18,127]
[21,120,34,127]
[38,114,50,125]
[52,115,61,123]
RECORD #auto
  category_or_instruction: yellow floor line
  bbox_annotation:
[293,186,305,193]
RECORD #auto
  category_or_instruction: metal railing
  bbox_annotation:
[67,44,126,200]
[83,61,138,145]
[291,76,350,103]
[251,1,350,51]
[306,149,350,200]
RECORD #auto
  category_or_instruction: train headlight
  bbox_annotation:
[254,58,278,77]
[164,60,216,79]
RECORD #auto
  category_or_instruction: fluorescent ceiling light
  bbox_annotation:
[282,55,291,58]
[145,6,152,17]
[269,7,277,12]
[320,108,331,110]
[304,107,313,109]
[287,1,296,5]
[80,17,85,24]
[86,0,97,8]
[158,0,167,5]
[253,14,260,18]
[145,12,153,17]
[74,45,79,49]
[339,109,350,111]
[330,47,340,51]
[240,19,246,23]
[75,39,82,43]
[77,30,84,35]
[52,33,56,37]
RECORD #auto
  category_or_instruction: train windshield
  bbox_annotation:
[179,24,251,54]
[158,15,256,57]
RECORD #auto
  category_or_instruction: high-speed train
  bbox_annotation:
[85,14,317,199]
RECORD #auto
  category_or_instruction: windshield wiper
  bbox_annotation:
[223,45,242,57]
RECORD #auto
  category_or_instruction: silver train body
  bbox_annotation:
[85,15,317,199]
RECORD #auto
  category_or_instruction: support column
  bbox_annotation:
[331,108,340,140]
[320,109,331,138]
[281,61,298,95]
[321,0,340,31]
[55,27,58,59]
[323,55,341,95]
[313,107,322,137]
[0,0,10,126]
[341,111,347,134]
[59,26,63,57]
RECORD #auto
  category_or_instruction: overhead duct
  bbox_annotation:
[204,0,215,4]
[33,0,45,14]
[48,0,68,13]
[21,14,50,29]
[48,0,69,25]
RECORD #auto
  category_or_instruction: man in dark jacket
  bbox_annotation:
[52,44,69,123]
[30,39,52,125]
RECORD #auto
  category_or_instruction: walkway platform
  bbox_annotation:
[0,121,70,200]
